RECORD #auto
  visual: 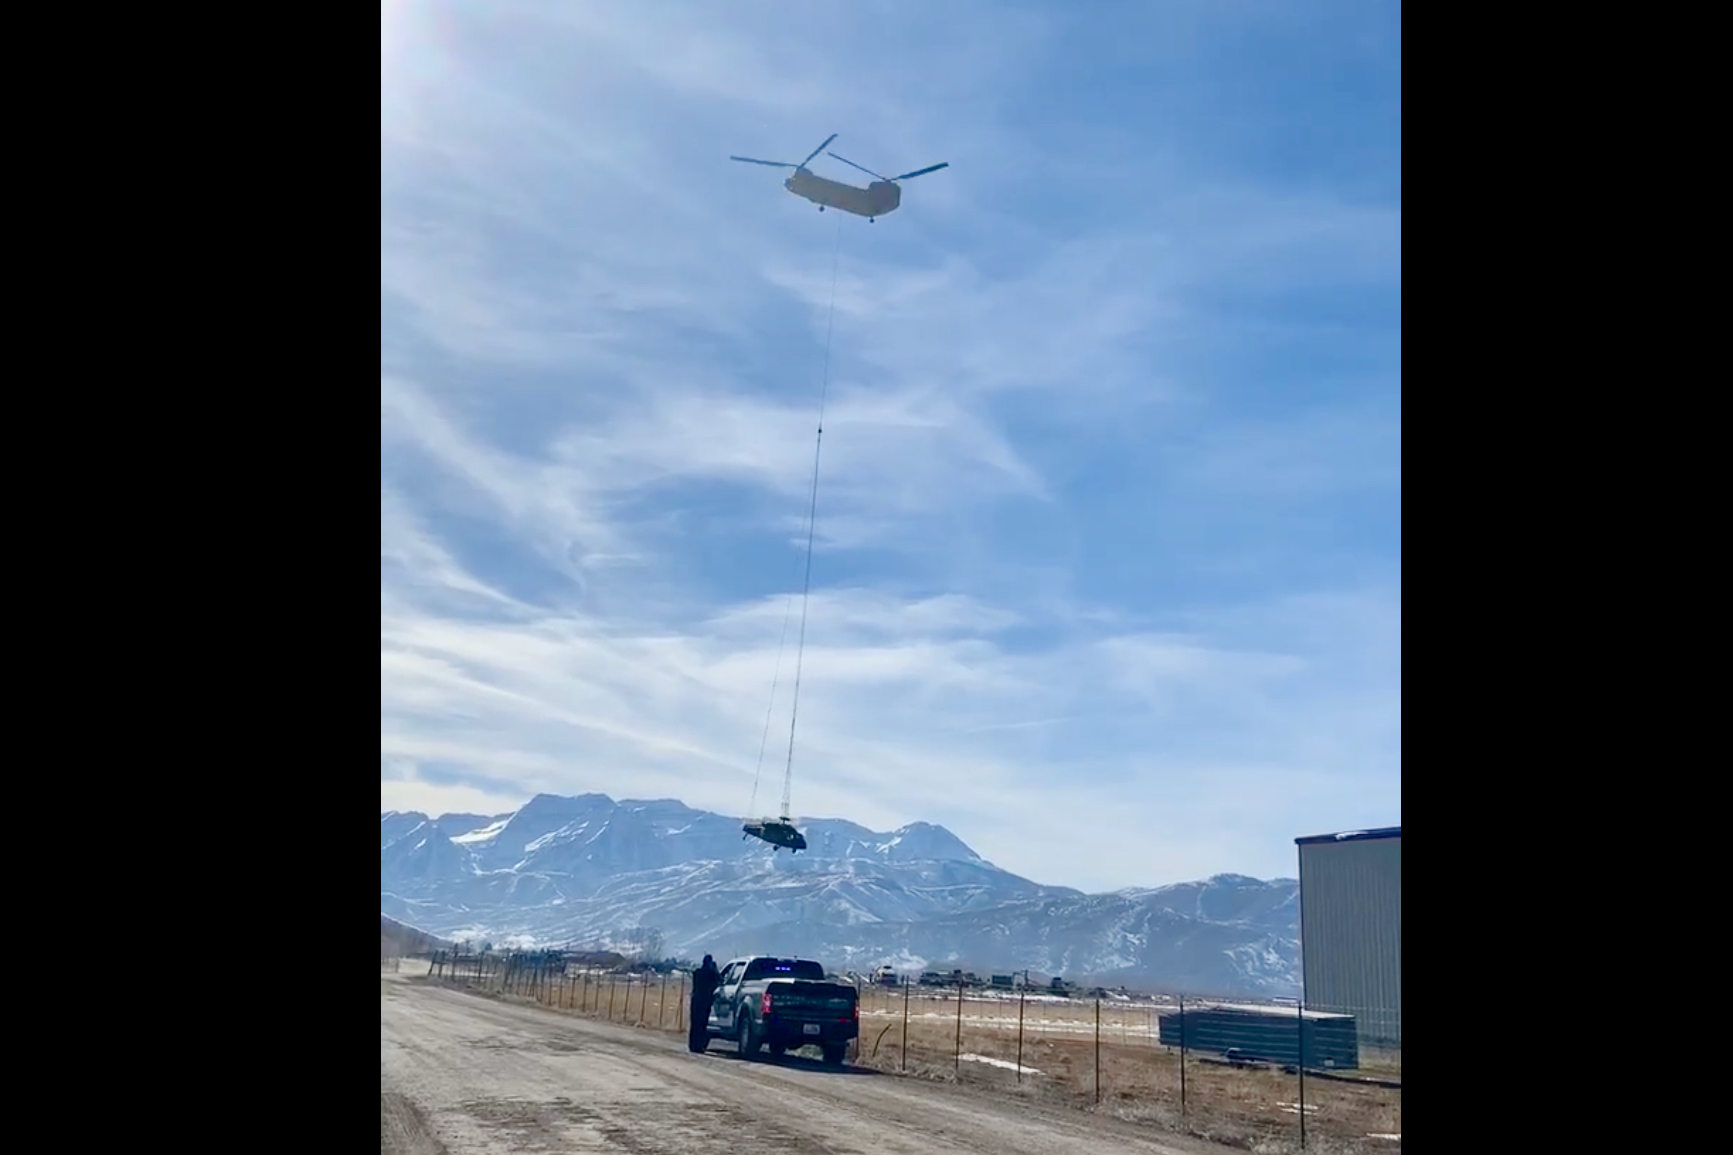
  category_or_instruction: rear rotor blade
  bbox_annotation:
[800,133,838,168]
[731,156,796,168]
[891,162,949,181]
[827,152,888,182]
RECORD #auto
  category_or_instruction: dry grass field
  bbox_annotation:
[420,962,1401,1153]
[853,988,1399,1152]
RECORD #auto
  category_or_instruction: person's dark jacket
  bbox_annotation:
[689,958,720,1025]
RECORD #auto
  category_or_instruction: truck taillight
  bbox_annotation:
[762,991,773,1016]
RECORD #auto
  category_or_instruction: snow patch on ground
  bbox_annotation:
[959,1053,1043,1076]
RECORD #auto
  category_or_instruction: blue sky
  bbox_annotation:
[380,0,1401,893]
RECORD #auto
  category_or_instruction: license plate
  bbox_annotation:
[803,1023,821,1035]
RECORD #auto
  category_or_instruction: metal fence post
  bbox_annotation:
[660,972,669,1027]
[1016,985,1026,1084]
[609,975,617,1020]
[954,979,964,1073]
[1094,997,1101,1105]
[1179,996,1187,1117]
[1297,997,1307,1150]
[901,979,910,1072]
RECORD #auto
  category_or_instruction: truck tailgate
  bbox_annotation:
[767,980,855,1018]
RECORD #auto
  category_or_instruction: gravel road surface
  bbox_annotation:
[381,973,1222,1155]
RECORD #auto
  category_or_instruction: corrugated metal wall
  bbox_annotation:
[1299,836,1401,1046]
[1157,1007,1360,1069]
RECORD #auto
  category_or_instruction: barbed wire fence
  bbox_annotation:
[847,978,1399,1152]
[399,949,1398,1153]
[419,946,698,1036]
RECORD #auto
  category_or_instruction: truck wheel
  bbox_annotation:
[822,1043,846,1066]
[737,1016,761,1059]
[768,1043,786,1057]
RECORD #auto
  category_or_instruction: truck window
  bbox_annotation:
[744,958,826,981]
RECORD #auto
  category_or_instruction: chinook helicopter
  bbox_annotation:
[730,133,948,222]
[743,816,808,853]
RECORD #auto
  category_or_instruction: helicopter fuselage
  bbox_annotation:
[785,169,901,219]
[743,817,808,853]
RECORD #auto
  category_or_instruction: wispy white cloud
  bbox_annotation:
[380,0,1400,890]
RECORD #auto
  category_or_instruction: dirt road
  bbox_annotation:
[381,973,1223,1155]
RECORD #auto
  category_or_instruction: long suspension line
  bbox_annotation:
[780,219,843,820]
[747,577,799,819]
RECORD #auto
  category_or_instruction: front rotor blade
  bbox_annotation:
[827,152,887,182]
[800,133,838,168]
[891,162,949,181]
[731,156,796,168]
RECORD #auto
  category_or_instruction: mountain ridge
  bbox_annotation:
[380,793,1299,996]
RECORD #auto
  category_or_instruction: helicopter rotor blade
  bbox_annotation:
[800,133,838,169]
[890,162,949,182]
[827,152,889,182]
[731,156,797,168]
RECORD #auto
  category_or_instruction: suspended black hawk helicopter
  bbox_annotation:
[730,133,948,222]
[742,816,808,853]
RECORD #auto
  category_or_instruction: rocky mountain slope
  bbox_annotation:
[380,793,1299,995]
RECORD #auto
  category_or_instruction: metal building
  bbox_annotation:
[1295,826,1401,1048]
[1157,1003,1359,1069]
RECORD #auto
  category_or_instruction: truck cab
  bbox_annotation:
[701,955,859,1065]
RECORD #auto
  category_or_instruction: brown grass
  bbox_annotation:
[425,969,1401,1153]
[852,989,1399,1152]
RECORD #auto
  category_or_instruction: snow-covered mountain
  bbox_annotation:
[380,793,1300,996]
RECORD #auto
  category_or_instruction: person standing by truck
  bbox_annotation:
[688,954,720,1052]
